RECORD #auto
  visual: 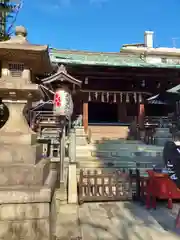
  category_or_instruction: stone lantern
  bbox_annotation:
[0,26,56,239]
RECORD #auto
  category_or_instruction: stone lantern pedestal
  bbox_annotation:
[0,26,57,240]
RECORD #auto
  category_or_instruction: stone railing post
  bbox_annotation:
[60,126,65,184]
[68,128,77,203]
[69,128,76,163]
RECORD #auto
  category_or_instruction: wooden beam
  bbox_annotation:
[71,72,178,78]
[67,65,179,72]
[81,89,152,95]
[67,66,179,77]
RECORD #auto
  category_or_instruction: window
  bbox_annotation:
[8,63,24,77]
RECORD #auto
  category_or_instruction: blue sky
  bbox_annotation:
[15,0,180,52]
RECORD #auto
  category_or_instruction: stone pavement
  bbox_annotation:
[54,204,81,240]
[149,202,180,234]
[54,201,180,240]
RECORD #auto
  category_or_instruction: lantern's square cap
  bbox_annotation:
[0,26,52,74]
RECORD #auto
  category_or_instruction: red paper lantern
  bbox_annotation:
[54,93,61,107]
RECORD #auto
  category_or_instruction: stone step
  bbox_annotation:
[77,155,163,162]
[77,162,162,169]
[76,153,163,160]
[76,150,163,159]
[154,133,172,138]
[76,167,136,176]
[154,138,172,146]
[90,126,128,131]
[76,167,152,177]
[75,127,87,146]
[90,150,135,158]
[134,156,163,163]
[132,151,163,157]
[77,158,136,165]
[0,158,49,186]
[137,144,163,149]
[92,145,136,152]
[155,128,169,131]
[79,164,162,173]
[90,126,129,140]
[83,150,163,158]
[76,137,88,146]
[55,187,68,204]
[154,128,172,138]
[93,140,142,144]
[75,127,85,134]
[75,127,88,146]
[76,143,164,160]
[78,162,136,169]
[76,153,91,158]
[77,156,163,168]
[90,142,163,150]
[77,143,163,151]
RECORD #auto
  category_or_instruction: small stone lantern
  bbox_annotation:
[0,26,56,239]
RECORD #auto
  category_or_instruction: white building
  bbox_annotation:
[121,31,180,65]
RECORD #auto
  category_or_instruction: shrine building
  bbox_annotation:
[19,30,180,140]
[45,31,180,138]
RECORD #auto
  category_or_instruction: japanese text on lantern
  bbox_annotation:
[54,93,61,107]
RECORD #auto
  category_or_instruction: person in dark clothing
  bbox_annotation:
[163,141,180,188]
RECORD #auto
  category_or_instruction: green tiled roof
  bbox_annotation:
[50,48,180,69]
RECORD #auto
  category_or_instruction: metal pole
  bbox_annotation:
[69,128,76,163]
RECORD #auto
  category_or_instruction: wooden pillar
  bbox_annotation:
[138,103,145,129]
[83,102,88,133]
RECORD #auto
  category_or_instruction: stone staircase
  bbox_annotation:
[154,128,172,146]
[76,140,164,176]
[89,125,129,142]
[74,126,164,176]
[75,127,88,146]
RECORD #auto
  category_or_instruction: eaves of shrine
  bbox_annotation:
[49,48,180,69]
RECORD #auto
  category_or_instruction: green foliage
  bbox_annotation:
[0,0,14,41]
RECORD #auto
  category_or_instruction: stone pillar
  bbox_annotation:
[83,102,88,133]
[0,98,57,240]
[0,25,57,239]
[68,129,77,203]
[60,127,65,184]
[68,163,77,203]
[69,129,76,163]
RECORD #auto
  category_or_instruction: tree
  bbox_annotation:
[0,0,22,41]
